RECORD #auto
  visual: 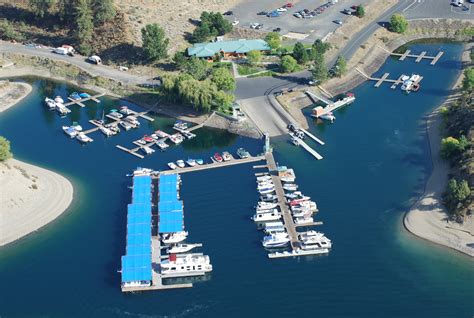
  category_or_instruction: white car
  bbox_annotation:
[232,20,239,26]
[276,7,288,12]
[250,23,259,29]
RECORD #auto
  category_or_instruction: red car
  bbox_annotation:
[213,152,223,162]
[285,3,293,8]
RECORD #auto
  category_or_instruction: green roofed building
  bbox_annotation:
[187,39,271,59]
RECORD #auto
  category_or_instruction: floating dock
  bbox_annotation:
[293,136,323,160]
[63,92,106,108]
[356,69,423,89]
[378,46,444,65]
[305,91,355,119]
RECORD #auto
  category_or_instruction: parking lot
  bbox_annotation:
[226,0,371,43]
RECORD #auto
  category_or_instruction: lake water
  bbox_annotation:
[0,42,472,317]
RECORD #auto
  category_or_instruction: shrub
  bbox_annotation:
[280,55,298,73]
[0,136,12,161]
[390,14,408,34]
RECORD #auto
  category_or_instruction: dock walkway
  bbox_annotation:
[378,46,444,65]
[63,92,105,108]
[294,137,323,160]
[160,156,266,175]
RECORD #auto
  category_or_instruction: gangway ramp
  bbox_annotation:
[305,90,333,105]
[300,129,325,145]
[295,137,323,160]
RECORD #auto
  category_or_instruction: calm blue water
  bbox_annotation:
[0,42,472,317]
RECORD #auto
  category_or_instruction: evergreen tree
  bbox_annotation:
[211,67,236,91]
[57,0,76,23]
[92,0,116,25]
[333,55,347,77]
[312,54,327,83]
[74,0,94,55]
[141,23,169,61]
[292,42,309,64]
[390,14,408,34]
[0,136,12,161]
[355,5,365,18]
[29,0,56,19]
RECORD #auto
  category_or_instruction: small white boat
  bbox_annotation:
[222,151,232,162]
[320,112,336,122]
[282,183,298,191]
[401,80,413,91]
[259,188,275,195]
[120,106,133,115]
[124,116,140,126]
[76,132,93,143]
[120,121,133,131]
[256,175,272,182]
[186,159,196,167]
[252,211,281,222]
[160,254,212,276]
[262,233,290,248]
[54,96,64,104]
[195,159,204,165]
[257,202,278,209]
[161,231,189,244]
[294,216,314,225]
[155,130,169,138]
[167,243,200,254]
[99,126,114,137]
[176,160,185,168]
[409,74,421,82]
[55,103,70,115]
[401,74,410,81]
[62,126,78,138]
[157,141,169,150]
[168,162,177,170]
[291,136,300,146]
[45,97,56,110]
[142,146,155,155]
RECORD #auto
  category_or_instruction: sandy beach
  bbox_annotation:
[0,80,32,113]
[0,159,74,246]
[403,43,474,257]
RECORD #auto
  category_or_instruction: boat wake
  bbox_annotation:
[101,302,212,318]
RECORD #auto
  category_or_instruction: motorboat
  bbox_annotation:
[76,132,93,143]
[195,159,204,165]
[130,167,153,177]
[256,175,272,182]
[285,191,302,199]
[54,96,64,104]
[55,103,70,116]
[282,183,298,191]
[256,207,279,214]
[71,122,82,131]
[320,112,336,122]
[222,151,232,162]
[169,133,184,144]
[260,194,278,202]
[257,202,278,209]
[160,254,212,276]
[298,230,325,241]
[124,116,140,126]
[167,243,201,254]
[173,121,188,131]
[259,188,275,195]
[262,233,290,248]
[294,216,314,225]
[142,146,155,155]
[109,110,123,119]
[257,184,274,192]
[289,197,311,206]
[91,119,105,126]
[182,131,196,139]
[136,139,146,145]
[186,159,196,167]
[291,136,300,146]
[154,130,169,138]
[161,231,189,244]
[263,221,285,234]
[400,74,410,81]
[69,92,81,100]
[292,210,313,218]
[176,160,186,168]
[156,141,169,150]
[252,211,281,222]
[401,80,413,91]
[107,124,120,134]
[300,233,332,250]
[79,92,91,99]
[168,162,178,170]
[120,106,133,115]
[119,121,133,131]
[213,152,223,162]
[143,135,154,143]
[62,126,78,138]
[45,97,57,110]
[409,74,421,82]
[237,148,250,159]
[99,126,114,136]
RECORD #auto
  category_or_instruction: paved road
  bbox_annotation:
[404,0,474,20]
[0,41,150,85]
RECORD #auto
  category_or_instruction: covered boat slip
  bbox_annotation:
[121,175,153,288]
[158,174,184,233]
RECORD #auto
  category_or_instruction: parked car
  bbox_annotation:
[273,27,281,32]
[276,7,287,12]
[284,3,293,8]
[267,10,280,17]
[232,20,239,26]
[223,11,233,15]
[334,19,343,25]
[86,55,102,64]
[257,11,268,15]
[256,23,263,29]
[343,8,353,15]
[293,12,302,18]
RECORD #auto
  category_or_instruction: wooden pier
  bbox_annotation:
[160,155,266,175]
[305,91,355,120]
[356,69,423,89]
[294,136,323,160]
[63,92,106,107]
[378,46,444,65]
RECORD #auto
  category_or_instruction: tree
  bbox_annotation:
[211,67,236,91]
[0,136,12,161]
[246,50,261,66]
[57,0,75,22]
[92,0,116,25]
[29,0,55,19]
[312,54,327,83]
[191,22,211,43]
[280,55,298,73]
[141,23,169,61]
[74,0,94,55]
[355,5,365,18]
[173,51,188,69]
[390,14,408,34]
[292,42,309,64]
[440,136,469,159]
[312,39,331,56]
[447,178,471,204]
[462,67,474,91]
[184,57,210,80]
[333,55,347,77]
[265,32,281,50]
[191,11,232,43]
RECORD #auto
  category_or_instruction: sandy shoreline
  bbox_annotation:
[403,43,474,257]
[0,159,74,246]
[0,81,32,113]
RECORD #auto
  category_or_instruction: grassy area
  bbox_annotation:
[212,62,233,69]
[237,64,265,76]
[247,71,278,78]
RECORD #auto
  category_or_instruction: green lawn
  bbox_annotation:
[237,64,265,76]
